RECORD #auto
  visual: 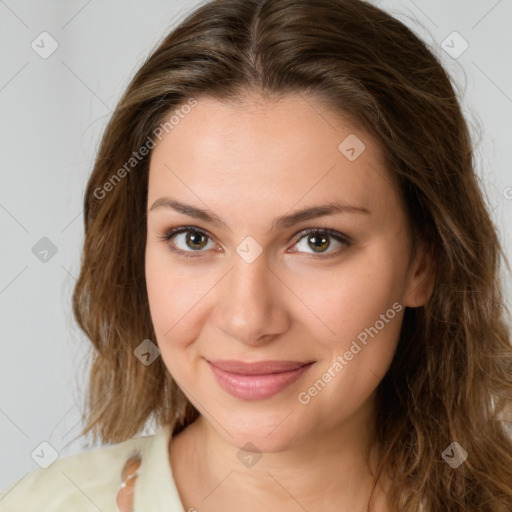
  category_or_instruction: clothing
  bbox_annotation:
[0,423,185,511]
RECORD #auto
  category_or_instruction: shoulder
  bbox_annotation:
[0,433,156,512]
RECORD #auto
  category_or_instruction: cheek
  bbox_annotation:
[297,294,403,431]
[295,249,406,349]
[293,253,405,420]
[145,248,195,343]
[144,246,217,377]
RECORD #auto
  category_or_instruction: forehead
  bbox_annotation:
[148,93,401,221]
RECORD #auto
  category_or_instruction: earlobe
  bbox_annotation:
[404,241,436,308]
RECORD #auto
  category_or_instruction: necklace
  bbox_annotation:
[116,455,141,512]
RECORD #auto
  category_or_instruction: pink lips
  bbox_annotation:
[207,359,314,400]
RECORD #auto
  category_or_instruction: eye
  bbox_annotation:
[159,226,351,260]
[159,226,216,259]
[290,228,350,258]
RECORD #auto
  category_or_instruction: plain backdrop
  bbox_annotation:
[1,0,511,491]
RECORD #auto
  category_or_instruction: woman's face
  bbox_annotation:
[145,93,432,452]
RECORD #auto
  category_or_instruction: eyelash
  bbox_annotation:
[158,225,351,260]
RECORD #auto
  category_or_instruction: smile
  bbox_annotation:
[206,359,315,400]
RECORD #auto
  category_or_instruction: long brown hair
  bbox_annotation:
[72,0,512,509]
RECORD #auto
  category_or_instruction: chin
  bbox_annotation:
[210,408,314,453]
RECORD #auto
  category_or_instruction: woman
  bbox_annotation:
[2,0,511,510]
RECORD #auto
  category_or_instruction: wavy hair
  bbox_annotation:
[72,0,512,509]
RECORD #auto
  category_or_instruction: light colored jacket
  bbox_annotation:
[0,423,185,511]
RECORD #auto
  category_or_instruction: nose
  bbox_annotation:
[213,250,290,347]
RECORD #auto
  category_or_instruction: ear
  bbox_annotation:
[404,240,436,308]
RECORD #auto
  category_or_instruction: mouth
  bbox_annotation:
[206,359,315,400]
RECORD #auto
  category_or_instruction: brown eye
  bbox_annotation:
[291,228,350,258]
[184,230,209,250]
[168,228,214,252]
[160,226,216,259]
[307,233,331,253]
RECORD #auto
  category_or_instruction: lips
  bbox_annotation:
[207,359,314,400]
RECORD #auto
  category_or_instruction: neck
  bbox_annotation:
[170,394,390,511]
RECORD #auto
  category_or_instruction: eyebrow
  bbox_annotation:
[149,197,370,232]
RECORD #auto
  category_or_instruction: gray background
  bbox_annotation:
[1,0,511,491]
